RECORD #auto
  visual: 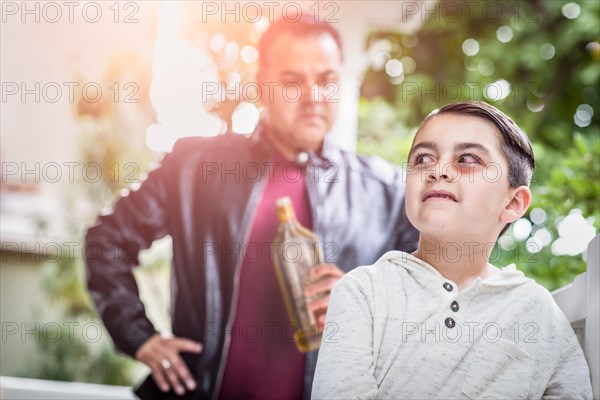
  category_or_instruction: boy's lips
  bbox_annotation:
[422,189,458,202]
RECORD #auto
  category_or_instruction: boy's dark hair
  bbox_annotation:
[417,101,536,237]
[421,101,536,187]
[258,14,343,72]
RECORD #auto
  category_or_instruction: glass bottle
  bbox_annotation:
[273,196,323,352]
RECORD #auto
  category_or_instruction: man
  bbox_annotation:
[85,15,418,399]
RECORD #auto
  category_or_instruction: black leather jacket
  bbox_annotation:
[84,126,418,399]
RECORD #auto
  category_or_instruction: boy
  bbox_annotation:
[311,101,592,399]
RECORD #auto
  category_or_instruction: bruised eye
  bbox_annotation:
[413,153,434,165]
[457,153,482,165]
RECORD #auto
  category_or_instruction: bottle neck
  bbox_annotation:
[277,204,297,225]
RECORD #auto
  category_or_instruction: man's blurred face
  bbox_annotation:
[258,32,342,157]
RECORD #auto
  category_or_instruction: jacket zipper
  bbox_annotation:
[211,162,269,400]
[305,158,323,253]
[300,156,322,400]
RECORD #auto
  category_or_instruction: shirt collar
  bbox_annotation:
[378,251,532,291]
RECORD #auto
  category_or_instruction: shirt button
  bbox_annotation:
[450,301,459,312]
[296,151,309,165]
[443,282,454,292]
[445,317,456,328]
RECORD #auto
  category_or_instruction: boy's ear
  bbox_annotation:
[500,186,532,224]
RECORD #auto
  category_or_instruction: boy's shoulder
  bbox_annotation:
[498,270,566,316]
[489,264,554,299]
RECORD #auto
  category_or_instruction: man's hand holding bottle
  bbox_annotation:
[305,263,345,329]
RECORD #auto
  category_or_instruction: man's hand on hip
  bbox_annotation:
[304,263,345,329]
[135,332,202,395]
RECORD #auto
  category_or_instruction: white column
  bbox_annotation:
[327,9,369,152]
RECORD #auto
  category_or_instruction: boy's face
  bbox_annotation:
[405,113,526,241]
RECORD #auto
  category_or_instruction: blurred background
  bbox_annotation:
[1,0,598,393]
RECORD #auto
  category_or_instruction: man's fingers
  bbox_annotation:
[318,314,326,325]
[310,263,343,279]
[304,276,339,297]
[161,360,186,395]
[308,299,329,331]
[136,334,201,394]
[170,356,197,391]
[306,263,344,296]
[172,337,203,353]
[151,364,170,393]
[307,294,330,313]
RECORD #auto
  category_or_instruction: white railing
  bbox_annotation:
[0,376,136,399]
[552,234,599,399]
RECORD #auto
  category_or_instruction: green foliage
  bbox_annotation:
[21,322,134,386]
[358,0,600,290]
[40,252,95,318]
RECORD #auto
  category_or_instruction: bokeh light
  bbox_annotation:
[561,3,581,19]
[496,26,513,43]
[483,79,511,101]
[385,59,403,77]
[574,103,593,127]
[539,43,556,60]
[552,212,597,256]
[462,38,479,56]
[232,102,260,134]
[513,218,533,241]
[530,208,547,225]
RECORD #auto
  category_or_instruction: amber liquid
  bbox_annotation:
[273,197,323,352]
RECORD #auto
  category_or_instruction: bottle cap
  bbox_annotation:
[276,197,292,207]
[276,196,295,222]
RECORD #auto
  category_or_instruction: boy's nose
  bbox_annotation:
[426,162,460,182]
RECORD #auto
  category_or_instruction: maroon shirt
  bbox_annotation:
[218,152,310,400]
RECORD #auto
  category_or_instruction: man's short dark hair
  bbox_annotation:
[258,14,343,72]
[420,101,536,188]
